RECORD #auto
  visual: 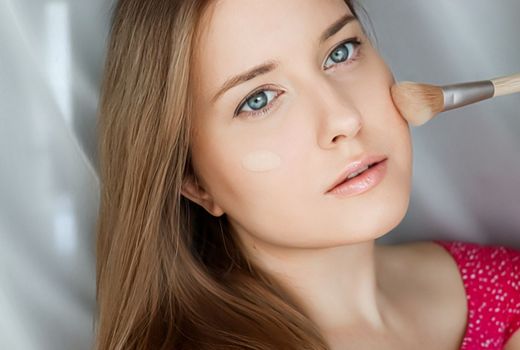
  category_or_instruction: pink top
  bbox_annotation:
[433,240,520,350]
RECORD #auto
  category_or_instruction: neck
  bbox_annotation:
[242,237,399,335]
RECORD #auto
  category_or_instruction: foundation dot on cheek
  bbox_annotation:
[241,150,282,172]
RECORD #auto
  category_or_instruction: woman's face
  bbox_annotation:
[183,0,413,251]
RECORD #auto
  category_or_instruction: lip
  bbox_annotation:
[325,154,388,194]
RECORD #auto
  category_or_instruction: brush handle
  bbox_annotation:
[491,73,520,97]
[441,81,495,111]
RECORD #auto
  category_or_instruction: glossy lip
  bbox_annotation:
[325,160,388,197]
[325,154,388,194]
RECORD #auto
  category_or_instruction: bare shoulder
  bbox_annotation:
[377,240,469,349]
[383,240,465,292]
[378,240,457,274]
[376,240,468,306]
[381,240,455,268]
[504,331,520,350]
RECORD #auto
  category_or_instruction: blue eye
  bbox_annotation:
[233,88,283,120]
[234,37,363,119]
[323,38,362,70]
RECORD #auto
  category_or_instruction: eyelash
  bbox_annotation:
[233,37,363,119]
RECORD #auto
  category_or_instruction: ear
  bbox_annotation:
[181,176,225,217]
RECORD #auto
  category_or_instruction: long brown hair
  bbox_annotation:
[94,1,371,349]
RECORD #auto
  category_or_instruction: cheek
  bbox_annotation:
[348,52,413,172]
[241,150,282,172]
[229,108,309,182]
[352,51,407,128]
[357,60,393,106]
[190,122,293,211]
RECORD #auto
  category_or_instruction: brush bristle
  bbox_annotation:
[391,82,444,126]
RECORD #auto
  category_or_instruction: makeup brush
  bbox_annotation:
[391,73,520,126]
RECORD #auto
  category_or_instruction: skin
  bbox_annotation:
[180,0,457,346]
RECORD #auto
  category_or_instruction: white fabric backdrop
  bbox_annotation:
[0,0,519,349]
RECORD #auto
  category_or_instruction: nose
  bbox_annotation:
[312,79,363,148]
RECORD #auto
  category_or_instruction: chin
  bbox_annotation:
[347,190,411,244]
[377,192,411,239]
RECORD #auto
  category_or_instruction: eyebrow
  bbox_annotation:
[210,13,358,104]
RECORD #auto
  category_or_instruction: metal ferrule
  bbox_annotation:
[442,80,495,111]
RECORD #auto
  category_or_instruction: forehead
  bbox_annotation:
[193,0,353,100]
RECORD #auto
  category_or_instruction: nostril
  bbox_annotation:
[332,134,346,142]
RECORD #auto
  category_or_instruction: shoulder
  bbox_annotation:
[411,240,520,349]
[430,240,520,291]
[376,240,469,346]
[387,240,469,308]
[395,239,519,275]
[505,331,520,350]
[399,239,520,296]
[377,240,466,285]
[390,240,469,297]
[377,239,519,296]
[376,240,469,313]
[381,240,520,348]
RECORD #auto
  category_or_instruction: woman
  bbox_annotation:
[94,0,520,349]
